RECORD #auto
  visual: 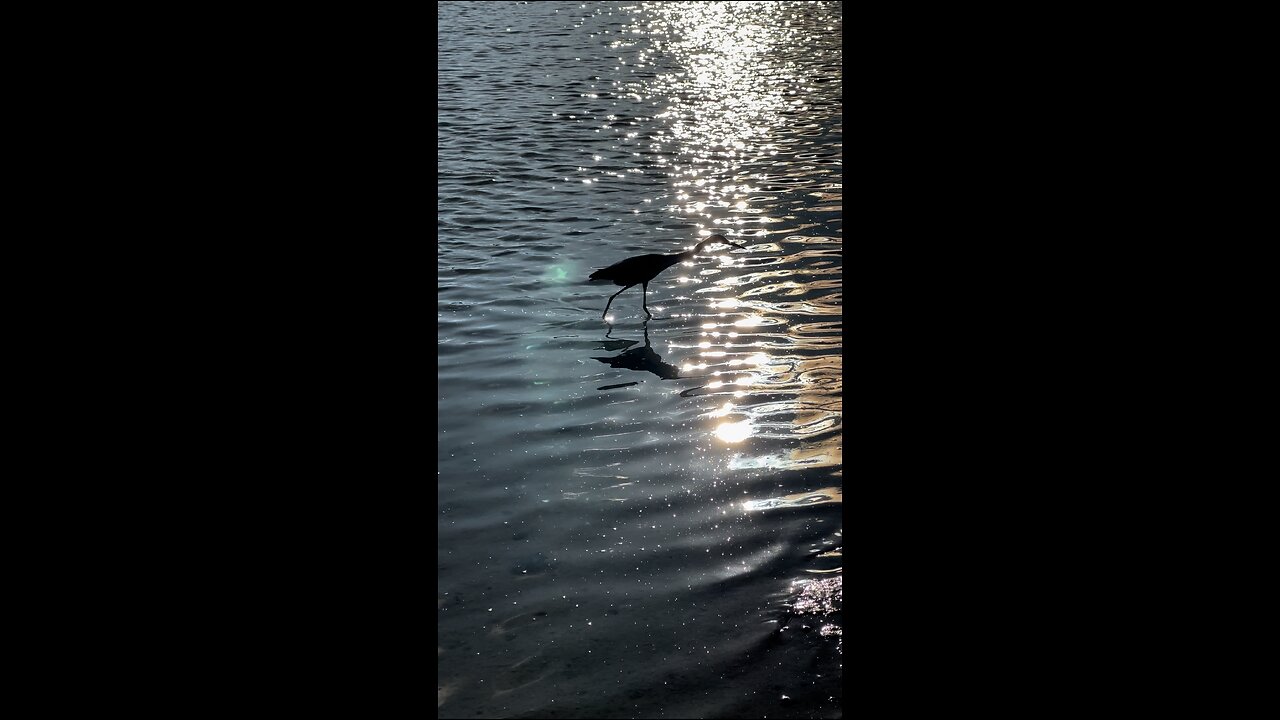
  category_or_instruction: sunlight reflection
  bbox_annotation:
[643,1,801,223]
[714,420,753,443]
[742,486,842,513]
[728,436,842,472]
[621,0,841,475]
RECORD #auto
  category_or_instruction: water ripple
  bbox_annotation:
[439,2,841,717]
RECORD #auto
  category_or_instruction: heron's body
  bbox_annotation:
[589,252,687,285]
[589,235,744,318]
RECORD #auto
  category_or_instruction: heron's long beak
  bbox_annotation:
[726,241,747,250]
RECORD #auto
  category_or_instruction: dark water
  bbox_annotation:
[438,2,841,717]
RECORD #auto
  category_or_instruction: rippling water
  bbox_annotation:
[438,2,842,717]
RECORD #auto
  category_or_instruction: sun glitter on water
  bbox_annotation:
[715,420,754,443]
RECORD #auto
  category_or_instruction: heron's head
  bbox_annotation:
[696,234,747,253]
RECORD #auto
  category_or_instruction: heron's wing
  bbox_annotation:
[591,254,664,280]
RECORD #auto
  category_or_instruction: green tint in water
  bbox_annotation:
[540,262,578,284]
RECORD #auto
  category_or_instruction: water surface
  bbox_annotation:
[439,2,842,717]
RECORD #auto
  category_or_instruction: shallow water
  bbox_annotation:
[438,2,842,717]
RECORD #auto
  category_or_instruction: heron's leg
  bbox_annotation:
[642,282,652,318]
[602,285,632,318]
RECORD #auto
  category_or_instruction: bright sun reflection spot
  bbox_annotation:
[715,420,753,443]
[734,315,764,327]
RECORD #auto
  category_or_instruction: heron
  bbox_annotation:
[589,234,746,318]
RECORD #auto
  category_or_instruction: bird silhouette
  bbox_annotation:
[589,234,746,318]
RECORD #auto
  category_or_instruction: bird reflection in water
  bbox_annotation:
[592,320,680,387]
